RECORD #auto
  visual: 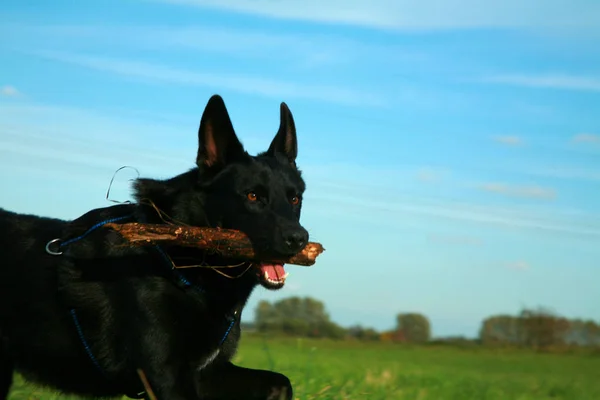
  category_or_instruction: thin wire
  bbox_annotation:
[105,166,140,204]
[157,242,254,279]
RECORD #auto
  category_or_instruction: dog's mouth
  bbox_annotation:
[256,262,288,290]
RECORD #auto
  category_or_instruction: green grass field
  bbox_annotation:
[8,336,600,400]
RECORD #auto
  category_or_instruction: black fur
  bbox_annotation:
[0,95,309,400]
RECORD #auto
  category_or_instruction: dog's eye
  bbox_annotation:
[247,192,258,202]
[290,195,300,205]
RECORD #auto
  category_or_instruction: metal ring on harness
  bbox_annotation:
[45,238,63,256]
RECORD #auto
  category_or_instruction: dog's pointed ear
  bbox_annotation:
[267,102,298,167]
[196,94,245,169]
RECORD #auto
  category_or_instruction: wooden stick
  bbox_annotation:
[105,222,325,267]
[136,369,158,400]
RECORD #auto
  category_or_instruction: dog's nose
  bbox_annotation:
[284,229,308,253]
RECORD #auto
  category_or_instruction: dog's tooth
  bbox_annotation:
[282,273,289,280]
[267,277,282,285]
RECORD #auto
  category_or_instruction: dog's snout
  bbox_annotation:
[284,228,308,253]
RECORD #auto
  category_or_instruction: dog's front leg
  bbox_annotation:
[195,362,292,400]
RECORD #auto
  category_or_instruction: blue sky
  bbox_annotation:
[1,0,599,338]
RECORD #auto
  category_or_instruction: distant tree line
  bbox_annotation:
[253,296,432,342]
[252,296,600,351]
[480,307,600,349]
[254,297,346,339]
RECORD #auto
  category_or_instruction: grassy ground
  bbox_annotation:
[7,335,600,399]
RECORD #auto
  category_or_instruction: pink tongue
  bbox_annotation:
[260,263,286,280]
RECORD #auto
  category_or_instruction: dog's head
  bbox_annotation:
[136,95,308,290]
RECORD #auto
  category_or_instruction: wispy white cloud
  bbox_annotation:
[524,166,600,182]
[155,0,600,33]
[505,260,530,271]
[0,103,197,180]
[1,85,21,97]
[493,135,523,146]
[12,24,424,70]
[306,189,600,238]
[4,24,483,113]
[428,234,484,247]
[303,172,600,238]
[573,133,600,144]
[416,167,449,183]
[30,51,386,108]
[479,74,600,92]
[477,183,557,200]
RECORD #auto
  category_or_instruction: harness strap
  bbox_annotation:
[45,215,133,256]
[70,309,106,376]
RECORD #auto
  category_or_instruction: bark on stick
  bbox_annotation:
[104,222,324,267]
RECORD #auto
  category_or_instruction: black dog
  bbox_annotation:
[0,95,309,400]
